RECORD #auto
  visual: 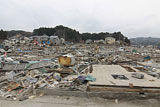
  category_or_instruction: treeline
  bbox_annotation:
[0,30,32,43]
[33,25,130,44]
[33,25,80,42]
[0,29,7,40]
[7,30,32,37]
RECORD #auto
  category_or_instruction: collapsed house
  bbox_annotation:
[32,35,61,45]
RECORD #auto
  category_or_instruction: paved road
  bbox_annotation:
[0,95,160,107]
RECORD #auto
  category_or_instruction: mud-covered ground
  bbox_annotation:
[0,95,160,107]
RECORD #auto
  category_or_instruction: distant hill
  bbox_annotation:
[33,25,130,44]
[130,37,160,46]
[7,30,32,37]
[1,25,130,44]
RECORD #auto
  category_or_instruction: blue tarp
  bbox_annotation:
[17,49,32,52]
[47,41,50,45]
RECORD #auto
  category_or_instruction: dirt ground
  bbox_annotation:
[0,95,160,107]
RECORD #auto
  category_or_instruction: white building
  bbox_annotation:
[32,35,49,43]
[40,35,49,42]
[32,35,61,45]
[94,40,105,44]
[105,37,116,44]
[86,39,92,44]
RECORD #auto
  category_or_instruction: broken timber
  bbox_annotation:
[1,61,53,71]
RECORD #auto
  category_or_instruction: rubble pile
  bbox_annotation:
[0,37,160,100]
[0,59,95,101]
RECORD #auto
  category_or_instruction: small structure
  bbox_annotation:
[32,36,41,44]
[32,35,61,45]
[105,37,116,44]
[40,35,49,44]
[23,37,30,43]
[32,35,49,44]
[50,36,60,45]
[32,36,40,41]
[146,45,153,48]
[58,54,75,67]
[119,47,125,52]
[86,39,92,44]
[3,40,12,47]
[94,40,105,44]
[60,38,65,44]
[10,39,18,44]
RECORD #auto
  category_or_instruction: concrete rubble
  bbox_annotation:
[0,37,160,101]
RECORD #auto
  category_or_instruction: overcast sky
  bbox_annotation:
[0,0,160,38]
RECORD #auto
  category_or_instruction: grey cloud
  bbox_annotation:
[0,0,160,38]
